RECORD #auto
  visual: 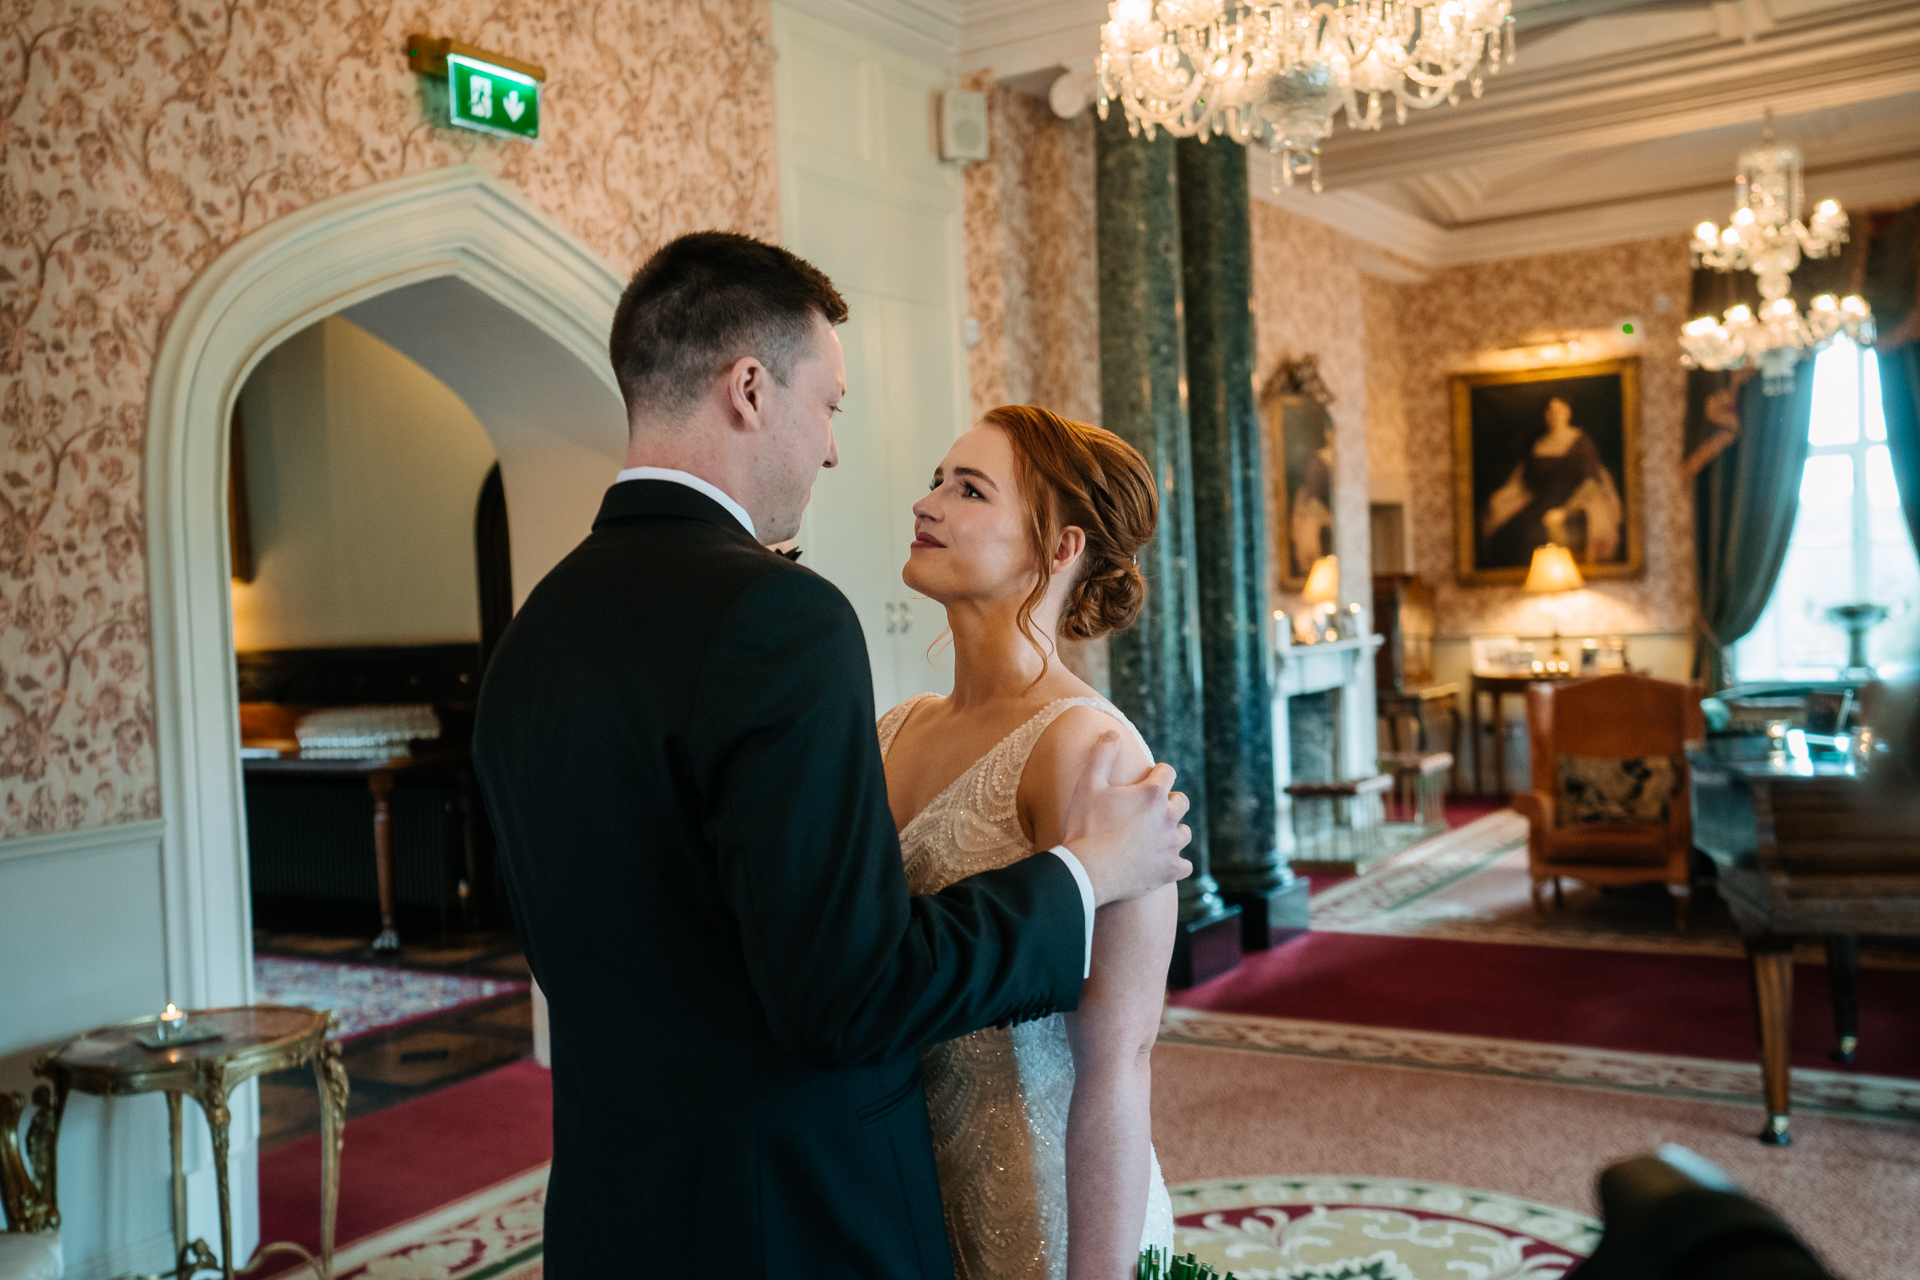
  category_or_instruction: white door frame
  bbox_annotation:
[144,163,622,1016]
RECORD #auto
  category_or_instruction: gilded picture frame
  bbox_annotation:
[1260,359,1337,593]
[1451,357,1644,586]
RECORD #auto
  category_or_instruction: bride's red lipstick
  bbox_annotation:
[912,530,945,549]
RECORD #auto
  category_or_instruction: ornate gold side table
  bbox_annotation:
[34,1006,347,1280]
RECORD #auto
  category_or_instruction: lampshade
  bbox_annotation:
[1524,544,1584,594]
[1302,555,1339,604]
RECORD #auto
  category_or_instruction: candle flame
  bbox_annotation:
[163,1003,181,1019]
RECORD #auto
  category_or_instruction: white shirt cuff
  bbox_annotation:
[1047,846,1096,978]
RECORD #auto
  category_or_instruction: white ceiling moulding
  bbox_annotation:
[1353,250,1432,285]
[1248,147,1450,262]
[1318,0,1920,188]
[1253,145,1920,270]
[960,0,1106,79]
[781,0,962,69]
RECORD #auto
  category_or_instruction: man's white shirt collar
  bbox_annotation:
[615,467,756,539]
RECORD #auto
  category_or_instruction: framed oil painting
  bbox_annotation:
[1261,361,1337,592]
[1451,357,1643,586]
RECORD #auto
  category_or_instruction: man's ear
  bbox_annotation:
[1053,525,1087,576]
[721,356,770,432]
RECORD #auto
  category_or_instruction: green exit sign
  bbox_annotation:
[448,53,540,143]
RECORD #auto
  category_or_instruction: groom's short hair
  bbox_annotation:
[610,232,849,425]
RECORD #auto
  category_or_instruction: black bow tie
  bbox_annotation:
[780,547,803,562]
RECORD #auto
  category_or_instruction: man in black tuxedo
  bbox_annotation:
[473,232,1192,1279]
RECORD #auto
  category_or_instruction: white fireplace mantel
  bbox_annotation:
[1269,630,1384,861]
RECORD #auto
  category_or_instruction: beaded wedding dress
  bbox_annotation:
[877,694,1177,1280]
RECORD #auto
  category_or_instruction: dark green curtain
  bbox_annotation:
[1884,343,1920,554]
[1692,361,1816,691]
[1864,206,1920,554]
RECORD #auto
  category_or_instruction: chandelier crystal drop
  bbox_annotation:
[1096,0,1514,193]
[1678,112,1873,395]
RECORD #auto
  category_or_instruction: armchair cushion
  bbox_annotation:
[1540,823,1672,867]
[1558,754,1681,826]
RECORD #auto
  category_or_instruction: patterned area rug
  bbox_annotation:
[1160,1006,1920,1125]
[254,957,528,1041]
[279,1165,1590,1280]
[1172,1176,1598,1280]
[1313,812,1919,969]
[268,1166,545,1280]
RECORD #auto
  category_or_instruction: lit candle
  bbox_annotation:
[159,1003,185,1039]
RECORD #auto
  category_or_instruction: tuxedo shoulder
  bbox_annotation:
[722,552,859,628]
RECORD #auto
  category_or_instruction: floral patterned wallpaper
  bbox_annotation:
[1394,237,1697,637]
[959,78,1105,687]
[1248,200,1374,612]
[0,0,778,836]
[1245,202,1695,639]
[961,80,1099,427]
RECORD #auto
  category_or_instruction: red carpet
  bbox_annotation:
[1171,931,1920,1078]
[1440,796,1507,828]
[258,1058,551,1254]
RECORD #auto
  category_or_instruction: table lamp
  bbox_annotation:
[1302,555,1339,643]
[1524,543,1583,672]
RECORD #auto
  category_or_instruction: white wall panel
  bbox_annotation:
[774,4,970,710]
[0,824,246,1280]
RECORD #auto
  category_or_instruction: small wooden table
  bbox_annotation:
[36,1007,346,1279]
[1469,671,1595,794]
[243,749,476,951]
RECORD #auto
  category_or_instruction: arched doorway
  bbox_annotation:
[144,164,623,1253]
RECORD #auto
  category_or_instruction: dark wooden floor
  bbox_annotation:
[253,927,533,1150]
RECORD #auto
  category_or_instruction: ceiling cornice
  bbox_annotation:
[780,0,962,68]
[1253,147,1920,268]
[1319,1,1920,188]
[959,0,1106,76]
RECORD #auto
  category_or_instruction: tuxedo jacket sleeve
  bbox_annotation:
[690,563,1085,1066]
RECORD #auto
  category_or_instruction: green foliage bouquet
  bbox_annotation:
[1138,1246,1238,1279]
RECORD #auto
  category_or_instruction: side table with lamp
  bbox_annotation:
[1470,544,1611,793]
[32,1006,347,1280]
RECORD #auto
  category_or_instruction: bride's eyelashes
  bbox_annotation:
[927,473,986,499]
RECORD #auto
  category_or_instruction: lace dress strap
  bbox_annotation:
[876,692,940,761]
[990,697,1151,806]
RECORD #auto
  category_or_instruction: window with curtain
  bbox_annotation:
[1733,338,1920,682]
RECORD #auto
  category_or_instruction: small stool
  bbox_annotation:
[1377,684,1463,795]
[1285,773,1391,872]
[1380,750,1453,825]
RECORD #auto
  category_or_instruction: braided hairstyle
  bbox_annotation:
[980,405,1158,666]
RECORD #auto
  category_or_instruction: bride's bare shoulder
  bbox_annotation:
[1019,701,1152,841]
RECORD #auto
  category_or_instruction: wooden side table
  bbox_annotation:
[35,1006,347,1280]
[243,749,477,951]
[1468,671,1595,794]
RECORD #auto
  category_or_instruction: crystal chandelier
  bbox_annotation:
[1679,113,1873,395]
[1097,0,1515,193]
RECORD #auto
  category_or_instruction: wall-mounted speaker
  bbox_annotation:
[939,89,989,163]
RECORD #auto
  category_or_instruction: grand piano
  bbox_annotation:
[1689,680,1920,1144]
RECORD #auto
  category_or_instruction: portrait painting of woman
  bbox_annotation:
[1263,384,1338,592]
[1452,359,1643,585]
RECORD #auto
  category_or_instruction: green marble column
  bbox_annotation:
[1176,136,1302,950]
[1095,113,1237,982]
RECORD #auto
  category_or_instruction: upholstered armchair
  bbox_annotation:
[1511,673,1705,930]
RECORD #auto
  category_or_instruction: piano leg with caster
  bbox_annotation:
[1745,936,1795,1145]
[1826,933,1860,1065]
[368,769,400,952]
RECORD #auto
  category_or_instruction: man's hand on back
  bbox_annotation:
[1061,732,1193,907]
